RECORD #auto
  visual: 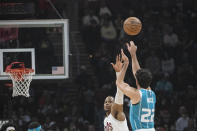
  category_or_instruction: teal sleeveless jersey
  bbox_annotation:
[129,89,156,131]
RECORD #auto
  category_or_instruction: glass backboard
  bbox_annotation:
[0,19,69,80]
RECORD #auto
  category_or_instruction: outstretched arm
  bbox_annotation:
[111,53,126,121]
[127,41,141,79]
[116,49,140,104]
[115,49,129,83]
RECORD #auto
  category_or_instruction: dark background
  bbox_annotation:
[0,0,197,131]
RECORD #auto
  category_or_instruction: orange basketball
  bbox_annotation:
[123,17,142,35]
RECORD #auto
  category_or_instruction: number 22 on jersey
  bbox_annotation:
[141,108,155,122]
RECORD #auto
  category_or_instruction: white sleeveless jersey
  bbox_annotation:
[104,114,129,131]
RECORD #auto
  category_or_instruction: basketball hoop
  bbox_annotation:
[5,62,34,97]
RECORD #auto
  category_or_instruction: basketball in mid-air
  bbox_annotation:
[123,17,142,35]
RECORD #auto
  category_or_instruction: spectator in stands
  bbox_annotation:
[161,52,175,75]
[114,14,124,38]
[100,17,117,43]
[170,125,176,131]
[176,63,195,89]
[163,26,179,48]
[21,111,31,125]
[145,51,161,76]
[83,87,95,123]
[175,106,189,131]
[81,9,101,54]
[155,73,173,94]
[163,24,179,55]
[48,121,60,131]
[82,10,99,26]
[99,1,112,17]
[183,118,196,131]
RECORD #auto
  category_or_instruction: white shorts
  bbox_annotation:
[135,128,155,131]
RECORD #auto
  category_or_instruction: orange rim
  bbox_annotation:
[6,68,34,74]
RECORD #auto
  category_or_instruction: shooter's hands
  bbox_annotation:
[126,41,137,57]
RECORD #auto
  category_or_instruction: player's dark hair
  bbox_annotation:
[135,69,152,89]
[28,122,41,129]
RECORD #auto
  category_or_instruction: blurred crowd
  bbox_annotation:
[78,0,197,131]
[0,0,197,131]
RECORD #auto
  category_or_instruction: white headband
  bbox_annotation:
[6,127,15,131]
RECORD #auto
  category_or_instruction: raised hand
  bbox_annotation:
[121,49,129,63]
[126,41,137,57]
[111,54,123,72]
[116,50,129,85]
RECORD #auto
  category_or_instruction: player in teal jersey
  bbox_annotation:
[116,41,156,131]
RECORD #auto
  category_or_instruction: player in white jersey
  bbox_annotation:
[116,41,156,131]
[104,54,129,131]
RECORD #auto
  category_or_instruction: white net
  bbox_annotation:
[7,69,33,97]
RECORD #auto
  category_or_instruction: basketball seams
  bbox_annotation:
[124,24,142,35]
[123,17,142,35]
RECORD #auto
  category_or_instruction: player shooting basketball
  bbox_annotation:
[116,41,156,131]
[103,52,129,131]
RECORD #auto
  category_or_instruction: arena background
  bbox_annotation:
[0,0,197,131]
